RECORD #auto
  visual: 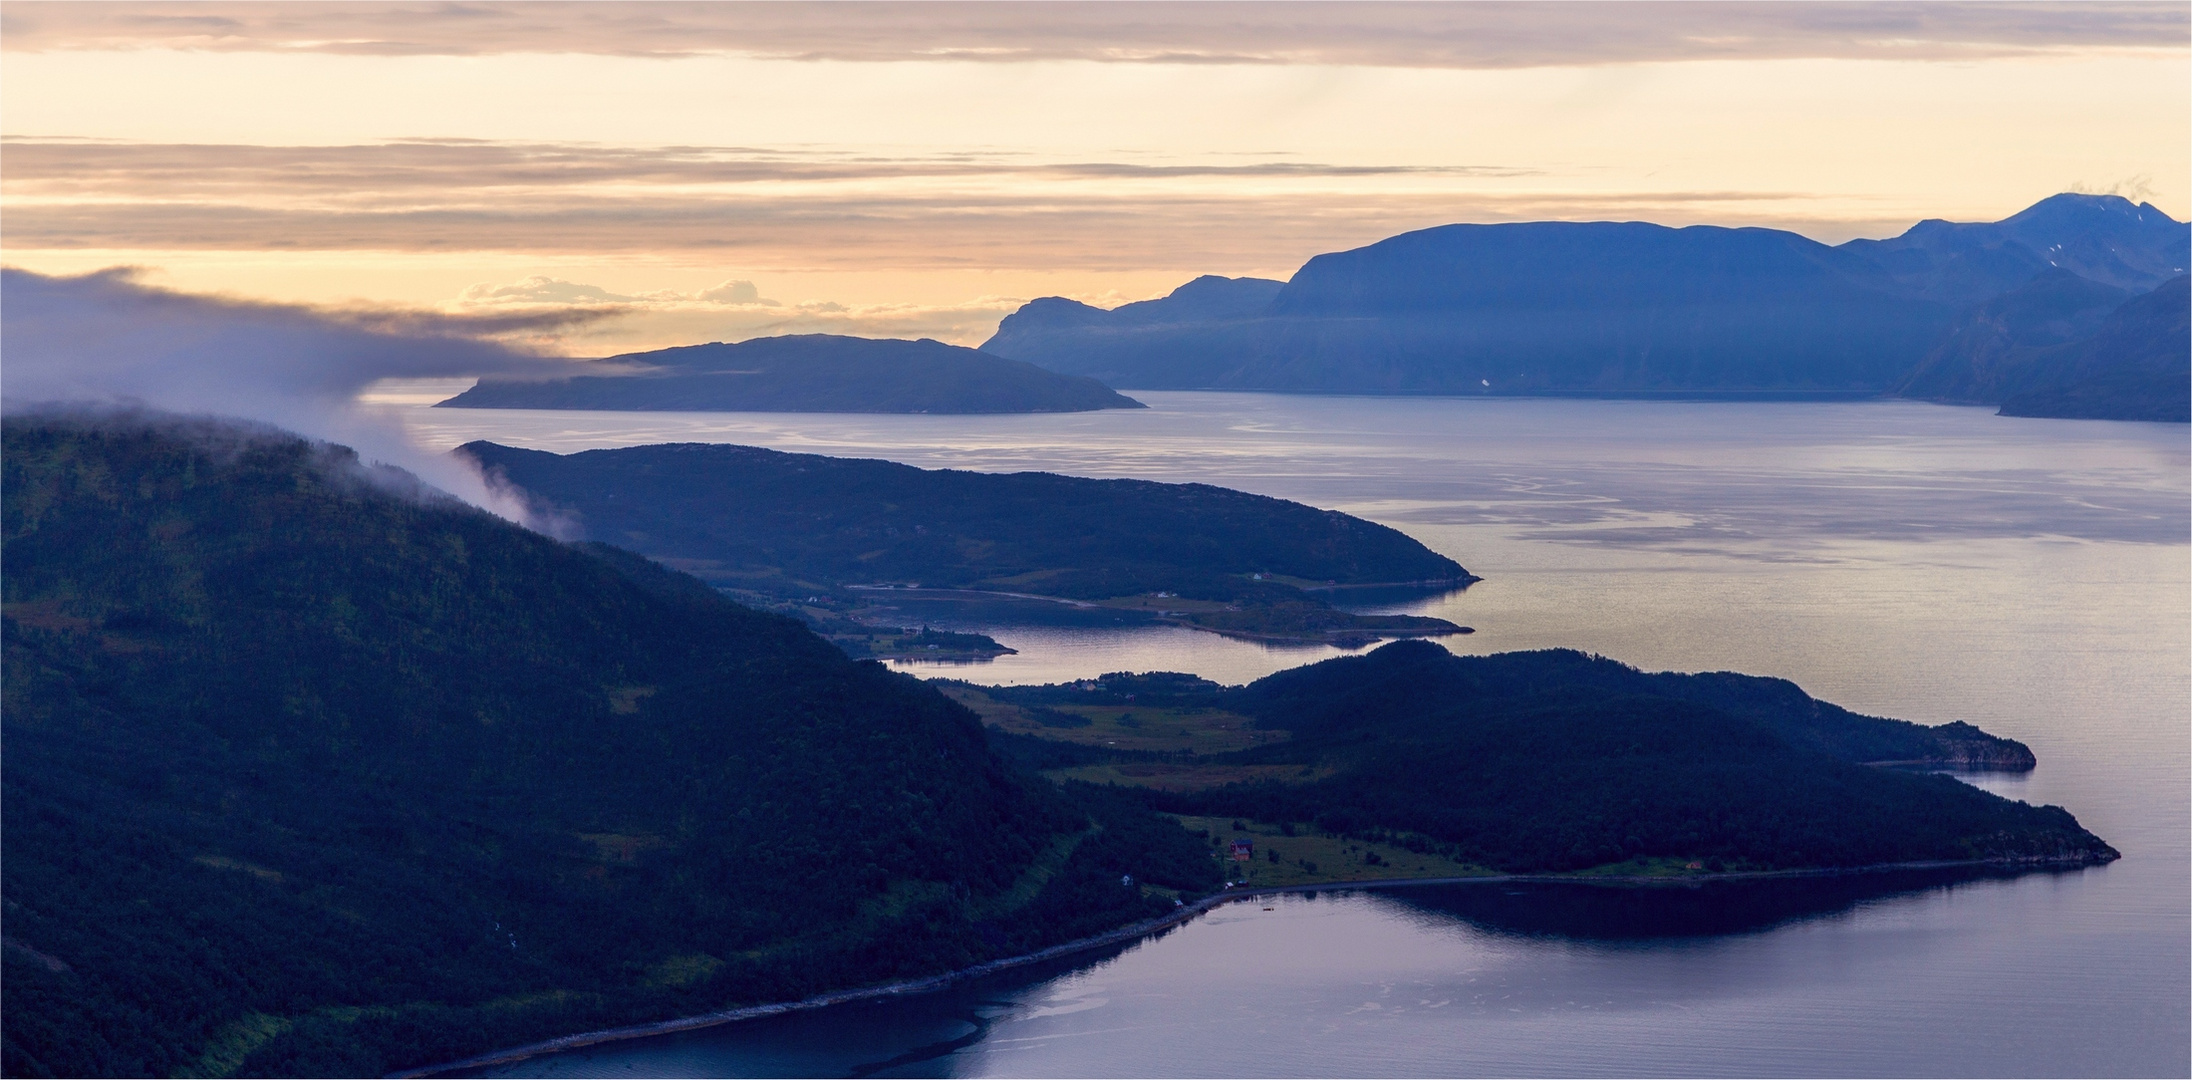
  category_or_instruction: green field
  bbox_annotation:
[937,684,1281,756]
[1170,816,1496,887]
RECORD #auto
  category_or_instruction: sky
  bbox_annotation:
[3,1,2187,355]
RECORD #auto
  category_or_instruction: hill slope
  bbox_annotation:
[1997,275,2190,422]
[438,334,1144,414]
[1895,269,2134,404]
[460,440,1476,644]
[0,415,1213,1078]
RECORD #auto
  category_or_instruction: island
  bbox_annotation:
[458,440,1479,647]
[435,333,1145,414]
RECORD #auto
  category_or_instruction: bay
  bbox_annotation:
[383,389,2189,1077]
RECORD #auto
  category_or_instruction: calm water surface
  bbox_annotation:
[385,391,2190,1077]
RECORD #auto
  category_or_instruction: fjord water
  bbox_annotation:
[387,392,2191,1077]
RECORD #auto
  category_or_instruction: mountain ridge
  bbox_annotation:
[981,194,2188,412]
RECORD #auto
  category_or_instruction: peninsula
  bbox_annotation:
[459,440,1478,647]
[955,641,2112,879]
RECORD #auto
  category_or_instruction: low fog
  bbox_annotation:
[0,267,598,522]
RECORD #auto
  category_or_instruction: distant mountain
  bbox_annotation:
[1844,194,2190,303]
[989,223,1951,394]
[1,415,1212,1077]
[438,333,1144,414]
[459,440,1475,645]
[1897,268,2134,403]
[983,195,2188,400]
[1019,275,1285,333]
[1998,276,2190,422]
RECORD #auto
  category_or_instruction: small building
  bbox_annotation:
[1231,838,1254,861]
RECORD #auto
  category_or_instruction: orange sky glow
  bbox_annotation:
[4,1,2186,354]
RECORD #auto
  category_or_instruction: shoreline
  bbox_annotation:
[392,854,2102,1078]
[847,584,1475,646]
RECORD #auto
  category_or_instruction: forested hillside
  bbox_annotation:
[0,415,1216,1078]
[971,643,2113,874]
[461,440,1475,643]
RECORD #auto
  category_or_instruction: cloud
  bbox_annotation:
[0,138,1528,199]
[2,138,1841,268]
[458,276,637,305]
[0,267,593,520]
[694,280,770,305]
[2069,174,2161,202]
[0,137,1572,269]
[447,275,1021,352]
[0,187,1861,268]
[454,274,782,309]
[4,2,2181,66]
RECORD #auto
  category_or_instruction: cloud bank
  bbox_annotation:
[0,139,1526,195]
[4,137,1836,270]
[5,2,2180,65]
[0,267,592,517]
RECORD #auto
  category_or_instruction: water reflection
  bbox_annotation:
[857,590,1164,630]
[1372,866,2071,942]
[1317,581,1477,610]
[884,624,1380,685]
[866,583,1481,683]
[468,866,2096,1080]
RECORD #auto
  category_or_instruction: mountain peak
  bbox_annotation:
[2001,192,2186,238]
